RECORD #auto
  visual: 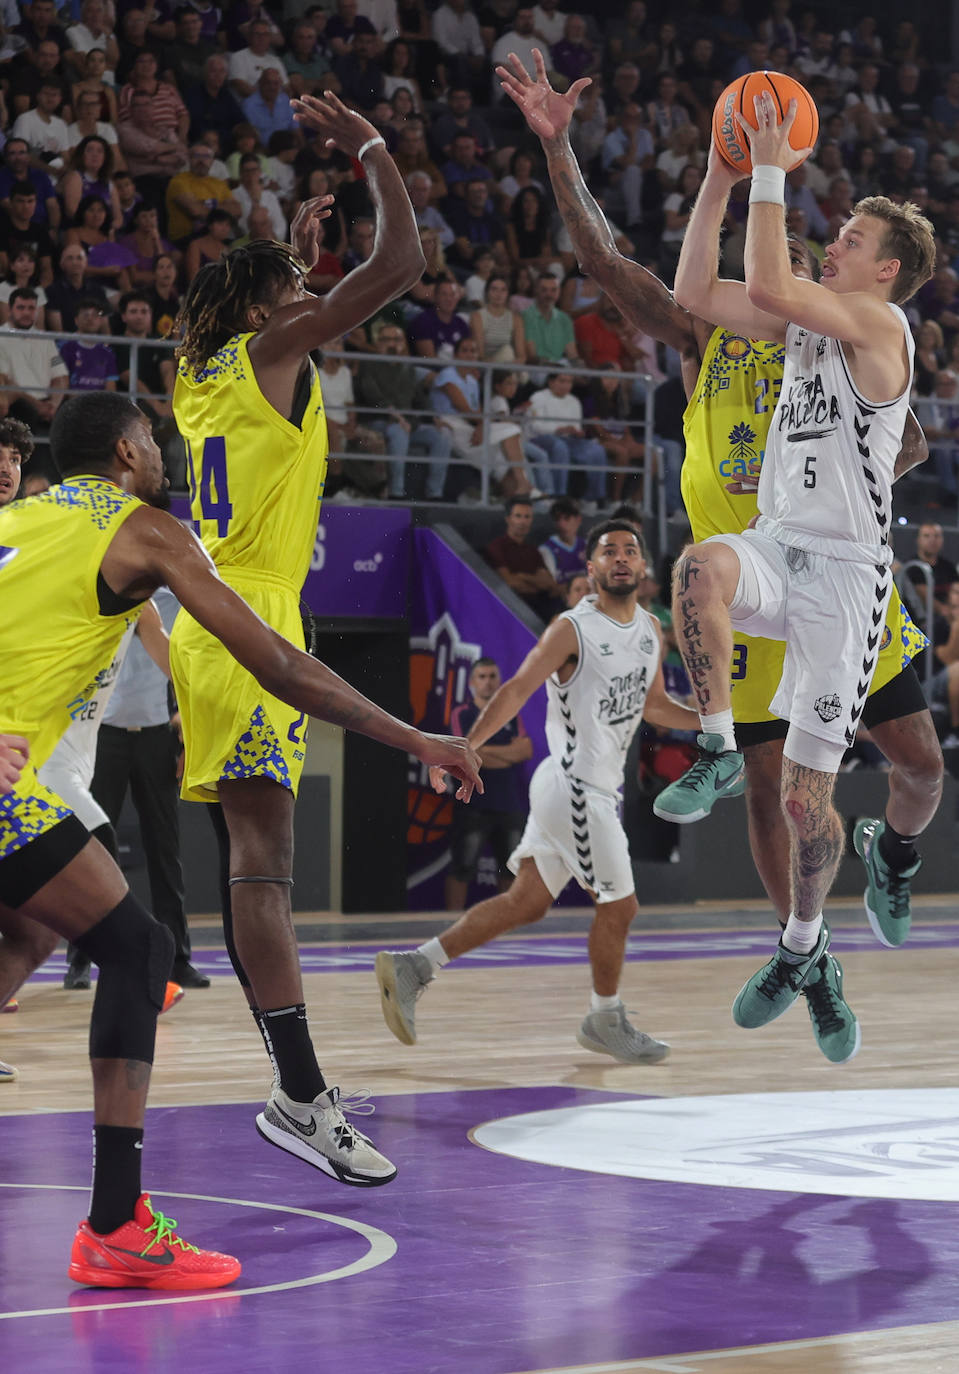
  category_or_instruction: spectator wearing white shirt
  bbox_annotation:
[65,0,119,78]
[0,287,68,439]
[229,20,289,99]
[407,170,455,248]
[601,102,654,229]
[12,82,72,170]
[490,9,539,97]
[532,0,565,48]
[433,0,485,94]
[357,0,399,51]
[233,151,286,238]
[843,63,897,150]
[526,371,607,507]
[67,87,121,155]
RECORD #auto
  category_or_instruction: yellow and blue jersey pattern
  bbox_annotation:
[682,328,925,723]
[0,477,143,859]
[171,333,326,802]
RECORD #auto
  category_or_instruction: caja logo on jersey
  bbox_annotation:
[719,422,764,487]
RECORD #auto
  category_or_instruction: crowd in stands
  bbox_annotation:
[0,0,958,505]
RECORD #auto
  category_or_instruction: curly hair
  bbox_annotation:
[175,240,306,374]
[0,418,35,465]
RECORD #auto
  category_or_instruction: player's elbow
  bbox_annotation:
[745,280,786,315]
[673,278,704,313]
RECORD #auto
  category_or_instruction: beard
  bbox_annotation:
[597,572,639,598]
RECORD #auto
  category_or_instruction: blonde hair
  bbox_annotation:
[853,195,936,304]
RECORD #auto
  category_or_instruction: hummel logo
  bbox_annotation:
[599,643,613,656]
[274,1103,317,1137]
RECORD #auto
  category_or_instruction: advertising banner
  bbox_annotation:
[406,529,547,910]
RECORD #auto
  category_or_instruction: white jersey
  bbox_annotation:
[757,304,914,558]
[545,595,660,796]
[39,621,136,797]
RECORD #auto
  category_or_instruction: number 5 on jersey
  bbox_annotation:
[186,436,233,536]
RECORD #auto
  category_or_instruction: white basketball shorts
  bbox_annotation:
[508,757,634,903]
[707,528,892,750]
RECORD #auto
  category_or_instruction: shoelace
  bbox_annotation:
[141,1205,199,1257]
[678,751,726,789]
[884,868,913,921]
[329,1089,375,1150]
[803,973,845,1036]
[756,956,804,1002]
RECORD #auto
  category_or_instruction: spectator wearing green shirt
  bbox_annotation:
[522,272,581,382]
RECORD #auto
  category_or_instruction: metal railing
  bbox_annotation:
[4,329,663,528]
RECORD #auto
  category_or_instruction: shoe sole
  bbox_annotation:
[853,825,907,949]
[374,951,417,1046]
[821,1018,862,1066]
[0,1065,18,1083]
[67,1261,240,1290]
[254,1113,398,1187]
[652,775,746,825]
[575,1028,670,1064]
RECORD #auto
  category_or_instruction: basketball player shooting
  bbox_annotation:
[658,94,936,1030]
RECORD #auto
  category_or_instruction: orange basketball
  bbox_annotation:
[712,70,819,176]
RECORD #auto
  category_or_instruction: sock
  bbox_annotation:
[590,991,621,1012]
[257,1004,326,1103]
[878,821,919,873]
[699,709,737,753]
[781,912,823,959]
[88,1124,143,1235]
[417,937,449,971]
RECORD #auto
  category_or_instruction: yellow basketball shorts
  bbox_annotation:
[0,762,74,862]
[170,577,309,804]
[729,600,926,726]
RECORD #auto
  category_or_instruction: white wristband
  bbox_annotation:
[356,136,386,161]
[749,164,786,205]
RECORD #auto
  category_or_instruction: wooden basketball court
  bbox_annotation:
[2,895,958,1373]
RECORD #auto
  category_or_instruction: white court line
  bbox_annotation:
[0,1183,396,1319]
[504,1317,959,1372]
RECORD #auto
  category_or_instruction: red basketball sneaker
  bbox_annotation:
[68,1194,241,1290]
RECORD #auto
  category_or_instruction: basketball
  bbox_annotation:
[712,71,819,176]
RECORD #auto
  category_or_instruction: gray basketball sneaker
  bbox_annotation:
[375,949,433,1045]
[255,1085,397,1186]
[577,1005,670,1064]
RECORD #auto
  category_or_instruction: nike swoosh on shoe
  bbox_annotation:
[275,1103,318,1137]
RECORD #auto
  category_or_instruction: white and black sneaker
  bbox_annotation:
[255,1085,397,1187]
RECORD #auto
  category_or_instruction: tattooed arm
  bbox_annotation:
[497,47,702,360]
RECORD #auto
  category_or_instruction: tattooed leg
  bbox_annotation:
[781,759,844,922]
[870,709,943,837]
[670,541,740,716]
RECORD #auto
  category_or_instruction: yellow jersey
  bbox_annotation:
[681,327,924,718]
[173,332,328,593]
[0,477,143,770]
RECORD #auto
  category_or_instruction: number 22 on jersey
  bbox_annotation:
[185,436,233,537]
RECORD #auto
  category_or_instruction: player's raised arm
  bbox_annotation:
[498,48,698,357]
[252,92,425,362]
[738,93,903,355]
[674,142,787,342]
[103,508,483,801]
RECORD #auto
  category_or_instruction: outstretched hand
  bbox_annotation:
[496,47,591,141]
[290,194,334,272]
[417,733,484,803]
[290,90,381,159]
